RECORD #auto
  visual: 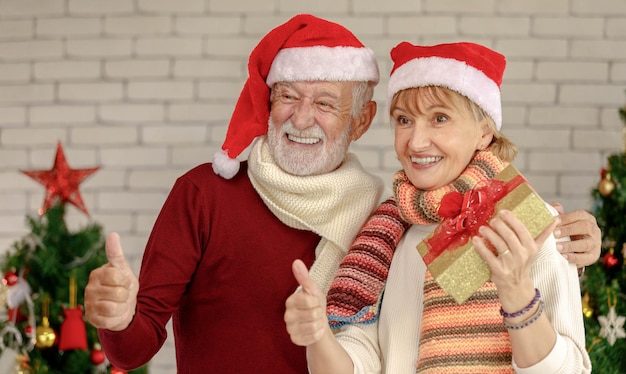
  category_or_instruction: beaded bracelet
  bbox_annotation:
[503,300,544,330]
[499,288,540,318]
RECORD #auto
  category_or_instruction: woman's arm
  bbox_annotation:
[474,209,591,373]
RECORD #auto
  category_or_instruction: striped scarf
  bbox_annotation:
[417,273,512,373]
[326,149,513,372]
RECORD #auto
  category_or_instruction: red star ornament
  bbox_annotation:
[21,142,99,216]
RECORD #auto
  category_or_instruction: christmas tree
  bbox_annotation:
[583,92,626,373]
[0,143,147,374]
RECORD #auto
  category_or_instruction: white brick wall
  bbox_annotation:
[1,1,625,373]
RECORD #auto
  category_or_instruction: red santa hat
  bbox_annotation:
[387,41,505,130]
[213,14,380,179]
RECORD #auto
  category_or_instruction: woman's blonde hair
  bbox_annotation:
[390,86,517,163]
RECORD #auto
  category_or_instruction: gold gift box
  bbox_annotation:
[416,164,555,304]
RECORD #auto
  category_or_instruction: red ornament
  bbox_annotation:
[57,306,88,351]
[90,343,106,365]
[21,141,99,216]
[3,270,18,286]
[602,251,619,269]
[8,307,28,323]
[110,366,128,374]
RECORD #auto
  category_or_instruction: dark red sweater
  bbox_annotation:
[99,162,319,373]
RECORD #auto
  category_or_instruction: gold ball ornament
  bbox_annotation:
[35,316,56,348]
[598,174,615,197]
[582,292,593,319]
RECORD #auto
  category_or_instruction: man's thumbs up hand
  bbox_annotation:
[85,232,138,331]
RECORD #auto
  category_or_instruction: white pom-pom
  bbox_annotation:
[212,149,240,179]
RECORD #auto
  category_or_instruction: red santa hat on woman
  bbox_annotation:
[212,14,380,179]
[387,41,506,130]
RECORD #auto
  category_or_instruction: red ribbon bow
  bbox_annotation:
[423,175,525,265]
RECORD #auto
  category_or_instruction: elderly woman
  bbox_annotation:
[284,41,591,374]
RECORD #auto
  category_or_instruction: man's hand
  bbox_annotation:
[551,202,602,268]
[84,232,139,331]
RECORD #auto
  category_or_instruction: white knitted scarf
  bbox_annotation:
[247,137,383,293]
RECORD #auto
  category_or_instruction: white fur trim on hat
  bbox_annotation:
[266,46,379,86]
[387,56,502,130]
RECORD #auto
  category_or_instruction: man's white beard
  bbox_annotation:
[267,119,351,176]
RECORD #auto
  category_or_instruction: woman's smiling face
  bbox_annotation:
[392,86,493,190]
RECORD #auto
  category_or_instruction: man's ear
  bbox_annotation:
[351,100,377,141]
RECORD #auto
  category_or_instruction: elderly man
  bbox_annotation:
[85,14,381,373]
[84,14,600,374]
